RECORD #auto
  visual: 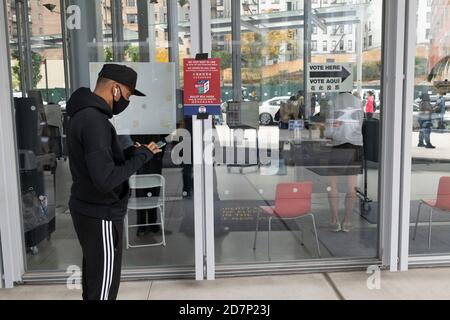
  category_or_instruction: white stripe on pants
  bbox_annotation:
[101,221,114,300]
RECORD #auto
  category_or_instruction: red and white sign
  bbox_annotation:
[184,58,221,115]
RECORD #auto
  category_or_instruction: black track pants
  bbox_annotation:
[71,211,123,300]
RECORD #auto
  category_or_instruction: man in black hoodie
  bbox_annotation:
[66,64,161,300]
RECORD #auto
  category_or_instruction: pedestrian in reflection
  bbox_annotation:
[435,91,446,130]
[365,91,376,120]
[297,90,306,120]
[311,93,318,116]
[279,96,300,129]
[325,92,364,233]
[417,93,436,149]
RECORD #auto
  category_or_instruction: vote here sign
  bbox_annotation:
[308,63,353,93]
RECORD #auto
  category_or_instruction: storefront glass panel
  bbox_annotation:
[211,0,383,264]
[7,0,195,274]
[409,0,450,256]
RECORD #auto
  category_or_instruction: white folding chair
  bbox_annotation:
[125,174,166,248]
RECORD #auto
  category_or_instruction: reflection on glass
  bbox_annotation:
[9,0,195,272]
[410,0,450,255]
[212,0,382,264]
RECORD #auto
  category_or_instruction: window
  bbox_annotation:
[127,14,138,24]
[126,0,137,7]
[210,0,384,267]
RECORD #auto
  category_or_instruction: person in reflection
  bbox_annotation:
[364,91,376,120]
[279,96,300,129]
[325,92,364,233]
[417,93,436,149]
[435,90,447,130]
[66,64,162,300]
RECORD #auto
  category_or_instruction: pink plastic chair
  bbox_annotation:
[413,177,450,249]
[253,182,321,259]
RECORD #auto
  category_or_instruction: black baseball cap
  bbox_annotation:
[98,64,146,97]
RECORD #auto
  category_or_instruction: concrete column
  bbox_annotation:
[66,0,104,89]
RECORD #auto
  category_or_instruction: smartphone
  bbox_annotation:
[156,141,167,149]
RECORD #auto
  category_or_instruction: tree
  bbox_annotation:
[415,57,428,77]
[104,45,139,62]
[11,50,43,89]
[362,61,382,81]
[104,46,113,62]
[264,30,291,64]
[241,32,263,68]
[124,44,139,62]
[31,52,43,87]
[212,51,232,70]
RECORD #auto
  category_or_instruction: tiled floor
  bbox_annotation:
[2,268,450,300]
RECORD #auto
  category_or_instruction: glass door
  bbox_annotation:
[7,0,197,276]
[210,0,384,266]
[408,0,450,257]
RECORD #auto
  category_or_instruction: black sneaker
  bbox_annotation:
[426,145,436,149]
[417,143,425,148]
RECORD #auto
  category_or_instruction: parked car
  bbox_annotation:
[258,96,291,125]
[258,96,321,126]
[325,107,364,141]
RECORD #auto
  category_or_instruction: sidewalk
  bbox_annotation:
[1,267,450,300]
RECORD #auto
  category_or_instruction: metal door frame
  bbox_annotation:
[0,0,26,288]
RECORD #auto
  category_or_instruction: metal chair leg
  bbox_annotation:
[160,205,166,247]
[268,217,272,261]
[413,202,423,240]
[310,214,321,258]
[253,210,261,250]
[125,212,130,249]
[428,208,434,249]
[299,220,305,246]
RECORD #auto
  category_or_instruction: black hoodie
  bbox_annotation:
[66,87,153,220]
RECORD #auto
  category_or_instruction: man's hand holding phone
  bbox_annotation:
[145,142,163,155]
